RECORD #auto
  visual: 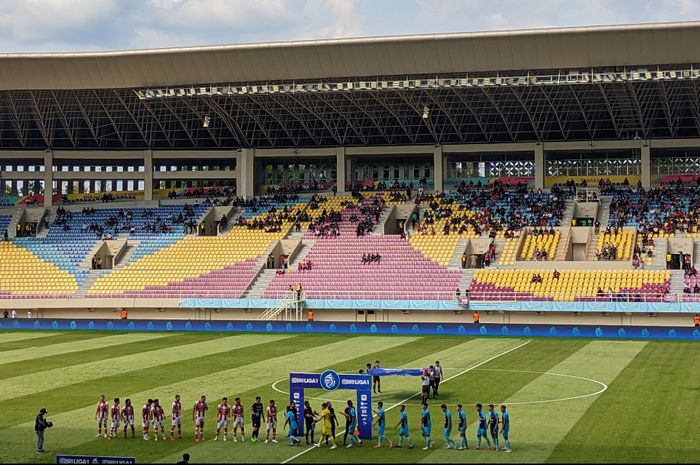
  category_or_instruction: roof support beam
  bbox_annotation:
[139,99,175,149]
[28,91,51,147]
[179,97,221,147]
[568,85,593,139]
[112,90,149,146]
[596,84,622,138]
[626,83,647,138]
[203,96,248,147]
[92,90,125,148]
[508,86,542,141]
[72,91,100,147]
[50,90,76,147]
[160,98,197,148]
[480,88,515,141]
[450,88,490,142]
[267,94,319,146]
[5,92,27,148]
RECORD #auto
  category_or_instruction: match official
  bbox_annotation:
[35,408,52,453]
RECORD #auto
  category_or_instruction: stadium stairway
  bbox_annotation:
[669,269,686,295]
[694,240,700,266]
[554,226,572,260]
[114,241,141,268]
[650,239,669,269]
[372,205,394,234]
[459,268,475,292]
[243,269,278,299]
[7,207,23,238]
[586,232,600,261]
[596,196,612,227]
[447,238,469,268]
[561,199,575,226]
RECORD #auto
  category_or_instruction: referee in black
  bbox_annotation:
[35,408,52,453]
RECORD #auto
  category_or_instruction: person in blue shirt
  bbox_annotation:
[342,400,362,448]
[420,402,433,450]
[440,404,456,449]
[487,404,499,451]
[394,405,414,449]
[457,404,468,450]
[372,401,393,448]
[283,403,301,446]
[500,405,511,452]
[475,403,491,450]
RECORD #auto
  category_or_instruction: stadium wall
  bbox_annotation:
[2,305,696,328]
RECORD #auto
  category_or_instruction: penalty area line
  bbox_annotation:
[280,339,532,464]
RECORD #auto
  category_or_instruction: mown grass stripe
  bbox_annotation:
[0,331,106,353]
[547,341,700,463]
[0,331,64,344]
[0,335,415,463]
[0,333,295,402]
[0,333,227,381]
[0,332,172,365]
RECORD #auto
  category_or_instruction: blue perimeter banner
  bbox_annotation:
[2,318,700,340]
[290,371,372,439]
[56,455,135,464]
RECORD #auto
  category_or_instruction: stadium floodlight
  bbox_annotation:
[177,88,186,96]
[422,106,430,119]
[188,88,196,96]
[136,91,146,100]
[203,115,210,128]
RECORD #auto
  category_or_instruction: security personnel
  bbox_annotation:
[472,310,480,324]
[35,408,52,453]
[307,309,314,322]
[120,308,128,320]
[694,314,700,328]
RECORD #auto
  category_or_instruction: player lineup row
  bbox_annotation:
[94,394,282,443]
[94,394,513,452]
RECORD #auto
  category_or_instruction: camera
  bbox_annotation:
[46,421,53,428]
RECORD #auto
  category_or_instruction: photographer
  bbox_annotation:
[35,408,52,453]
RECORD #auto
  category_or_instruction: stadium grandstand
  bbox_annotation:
[3,21,700,327]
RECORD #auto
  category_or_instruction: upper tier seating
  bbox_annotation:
[13,204,207,282]
[608,186,700,233]
[0,215,11,236]
[88,202,304,297]
[470,269,670,302]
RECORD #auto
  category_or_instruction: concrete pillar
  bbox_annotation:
[534,143,545,190]
[144,149,153,201]
[336,147,346,194]
[433,145,444,192]
[43,150,53,207]
[640,143,651,189]
[238,148,255,199]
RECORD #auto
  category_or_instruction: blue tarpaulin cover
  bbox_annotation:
[368,368,423,377]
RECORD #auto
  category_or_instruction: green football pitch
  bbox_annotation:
[0,330,698,464]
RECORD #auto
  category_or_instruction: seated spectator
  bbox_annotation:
[553,269,560,280]
[684,282,691,293]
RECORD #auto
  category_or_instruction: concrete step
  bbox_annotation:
[7,207,24,239]
[114,241,141,269]
[447,238,469,268]
[669,270,687,294]
[244,269,278,298]
[288,241,316,269]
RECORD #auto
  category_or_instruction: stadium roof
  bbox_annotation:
[2,21,700,90]
[1,21,700,150]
